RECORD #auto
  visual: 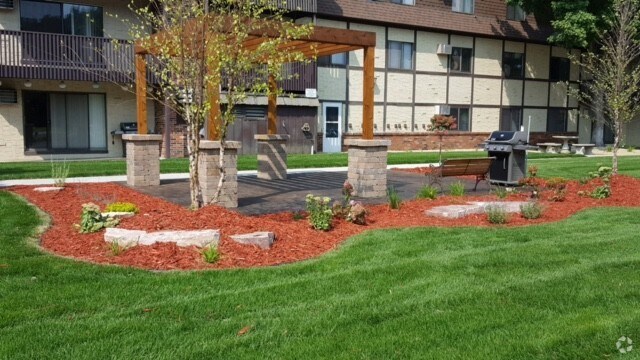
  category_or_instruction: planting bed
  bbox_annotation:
[9,175,640,270]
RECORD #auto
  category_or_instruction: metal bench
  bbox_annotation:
[572,143,596,155]
[537,142,562,154]
[427,157,495,191]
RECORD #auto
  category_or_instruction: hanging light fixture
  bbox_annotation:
[59,81,67,89]
[24,80,32,88]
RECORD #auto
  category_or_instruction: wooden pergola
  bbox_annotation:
[134,21,377,140]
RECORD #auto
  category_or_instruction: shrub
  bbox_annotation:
[105,202,139,214]
[387,186,402,209]
[578,177,590,185]
[417,185,438,200]
[492,186,508,200]
[486,205,509,224]
[627,146,636,152]
[448,181,465,197]
[201,246,219,263]
[109,242,124,256]
[428,115,457,131]
[591,185,611,199]
[305,194,333,231]
[51,159,70,188]
[520,202,543,220]
[606,145,613,152]
[76,203,119,234]
[527,165,538,178]
[546,177,568,202]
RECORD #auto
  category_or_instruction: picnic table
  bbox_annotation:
[552,135,579,154]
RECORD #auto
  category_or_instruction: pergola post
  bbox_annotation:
[207,79,221,140]
[255,73,289,180]
[124,53,161,187]
[362,45,375,140]
[267,74,277,135]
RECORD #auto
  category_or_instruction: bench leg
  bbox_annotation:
[474,174,486,191]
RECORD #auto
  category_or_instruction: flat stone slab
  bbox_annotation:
[231,231,275,249]
[425,201,529,219]
[105,228,146,249]
[33,187,64,192]
[101,212,135,219]
[104,228,219,248]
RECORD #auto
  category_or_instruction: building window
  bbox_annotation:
[547,108,568,132]
[391,0,415,5]
[449,107,470,131]
[549,57,570,82]
[507,5,526,21]
[503,52,524,79]
[500,108,522,131]
[317,53,347,67]
[452,0,474,14]
[20,0,103,37]
[388,41,414,70]
[449,47,472,73]
[23,91,107,153]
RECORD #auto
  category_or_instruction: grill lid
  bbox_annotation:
[120,122,138,132]
[487,131,528,145]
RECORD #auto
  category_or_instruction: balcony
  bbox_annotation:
[0,30,134,83]
[0,30,316,92]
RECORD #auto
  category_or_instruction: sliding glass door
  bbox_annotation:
[23,91,107,153]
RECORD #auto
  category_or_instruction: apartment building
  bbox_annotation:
[0,0,634,162]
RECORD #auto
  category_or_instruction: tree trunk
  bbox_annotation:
[187,121,201,209]
[612,122,622,175]
[210,139,226,204]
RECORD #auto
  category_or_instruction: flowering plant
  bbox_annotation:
[427,115,457,132]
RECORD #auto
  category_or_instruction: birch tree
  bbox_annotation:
[572,0,640,174]
[127,0,313,208]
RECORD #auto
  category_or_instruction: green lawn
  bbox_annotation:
[0,151,575,180]
[1,191,639,359]
[529,156,640,179]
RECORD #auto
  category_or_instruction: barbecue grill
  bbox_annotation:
[484,131,537,185]
[111,122,138,157]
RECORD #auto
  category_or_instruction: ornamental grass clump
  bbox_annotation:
[520,202,544,220]
[201,246,220,264]
[305,194,333,231]
[448,181,465,197]
[417,185,438,200]
[387,186,402,210]
[486,205,509,224]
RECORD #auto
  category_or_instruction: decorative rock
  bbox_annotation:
[34,187,64,192]
[104,228,146,249]
[231,231,275,250]
[138,230,220,248]
[425,201,529,219]
[101,212,136,219]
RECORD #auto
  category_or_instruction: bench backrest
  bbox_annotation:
[440,157,494,177]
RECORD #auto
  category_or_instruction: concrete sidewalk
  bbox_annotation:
[0,163,436,188]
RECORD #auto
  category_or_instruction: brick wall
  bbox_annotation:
[154,102,188,158]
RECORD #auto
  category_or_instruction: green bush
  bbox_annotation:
[76,203,119,234]
[520,202,543,220]
[492,186,508,200]
[105,202,139,214]
[605,145,613,152]
[387,186,402,209]
[417,185,438,200]
[449,181,465,197]
[486,205,509,224]
[591,185,611,199]
[305,194,333,231]
[109,242,124,256]
[201,246,219,263]
[627,146,635,152]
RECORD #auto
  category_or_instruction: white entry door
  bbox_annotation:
[322,102,342,153]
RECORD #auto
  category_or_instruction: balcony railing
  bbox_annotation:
[0,30,134,83]
[0,30,316,92]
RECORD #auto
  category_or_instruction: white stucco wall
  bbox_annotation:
[448,76,472,104]
[472,107,500,133]
[525,44,550,80]
[474,38,502,77]
[416,31,449,73]
[473,78,501,105]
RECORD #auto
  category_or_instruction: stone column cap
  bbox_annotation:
[122,134,163,141]
[344,139,391,147]
[254,134,290,141]
[199,140,242,150]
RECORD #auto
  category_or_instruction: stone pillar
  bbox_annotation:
[255,134,289,180]
[123,134,162,187]
[345,139,391,198]
[198,140,242,208]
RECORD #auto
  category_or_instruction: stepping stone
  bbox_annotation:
[102,212,135,219]
[104,228,146,249]
[231,231,275,249]
[138,230,220,248]
[33,187,64,192]
[469,201,528,213]
[425,205,483,219]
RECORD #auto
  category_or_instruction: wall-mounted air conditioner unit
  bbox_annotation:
[434,105,450,115]
[0,89,17,104]
[436,44,452,55]
[0,0,14,9]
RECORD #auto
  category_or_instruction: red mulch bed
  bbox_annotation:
[8,175,640,271]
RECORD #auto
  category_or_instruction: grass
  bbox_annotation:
[1,191,640,359]
[529,156,640,179]
[0,151,574,181]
